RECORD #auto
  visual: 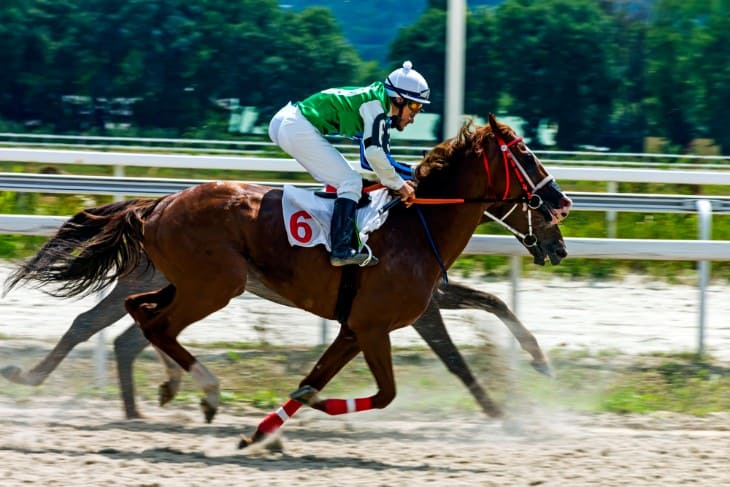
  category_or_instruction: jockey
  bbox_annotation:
[268,60,430,267]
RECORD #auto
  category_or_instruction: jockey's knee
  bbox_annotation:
[337,176,363,201]
[268,104,290,145]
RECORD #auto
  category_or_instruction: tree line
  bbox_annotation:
[1,0,728,153]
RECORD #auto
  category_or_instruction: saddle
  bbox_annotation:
[313,181,380,209]
[281,183,393,252]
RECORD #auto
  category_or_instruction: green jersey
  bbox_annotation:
[297,82,390,137]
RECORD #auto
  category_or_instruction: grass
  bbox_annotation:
[2,339,729,417]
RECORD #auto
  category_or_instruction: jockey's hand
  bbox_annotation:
[398,181,416,207]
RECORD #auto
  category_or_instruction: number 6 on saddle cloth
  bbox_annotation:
[282,185,393,260]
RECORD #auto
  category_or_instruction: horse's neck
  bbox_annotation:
[414,203,485,268]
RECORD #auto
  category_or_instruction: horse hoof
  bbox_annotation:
[238,429,264,449]
[531,360,555,378]
[0,365,22,383]
[264,436,285,453]
[289,385,320,405]
[237,430,282,451]
[238,435,254,449]
[158,382,176,406]
[0,366,41,385]
[200,398,217,423]
[125,409,148,420]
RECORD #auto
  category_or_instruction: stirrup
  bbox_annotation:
[330,250,379,267]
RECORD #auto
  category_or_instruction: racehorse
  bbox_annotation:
[1,210,565,420]
[5,114,572,447]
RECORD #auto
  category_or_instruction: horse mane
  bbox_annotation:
[414,119,496,196]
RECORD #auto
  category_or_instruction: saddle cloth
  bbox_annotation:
[282,185,393,251]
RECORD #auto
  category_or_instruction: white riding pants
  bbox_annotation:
[269,103,362,202]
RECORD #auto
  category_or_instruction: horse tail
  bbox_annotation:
[3,198,159,298]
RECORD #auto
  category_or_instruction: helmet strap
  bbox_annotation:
[389,98,407,127]
[390,96,407,109]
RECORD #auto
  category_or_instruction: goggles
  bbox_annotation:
[406,100,423,113]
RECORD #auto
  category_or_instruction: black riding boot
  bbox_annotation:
[330,197,379,267]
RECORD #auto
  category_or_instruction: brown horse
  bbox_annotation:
[5,114,571,446]
[1,209,565,420]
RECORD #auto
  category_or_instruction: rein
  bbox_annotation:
[404,133,550,282]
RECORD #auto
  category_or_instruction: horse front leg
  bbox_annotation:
[239,325,362,449]
[413,298,502,417]
[295,329,395,413]
[434,281,553,377]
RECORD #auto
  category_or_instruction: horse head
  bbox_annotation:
[485,113,572,224]
[483,113,570,265]
[413,114,570,266]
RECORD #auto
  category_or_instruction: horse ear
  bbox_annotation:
[487,113,501,136]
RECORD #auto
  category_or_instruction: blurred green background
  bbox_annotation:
[2,0,730,281]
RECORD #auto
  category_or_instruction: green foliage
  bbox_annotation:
[601,360,730,415]
[493,0,617,148]
[513,349,730,415]
[4,0,730,153]
[247,389,285,409]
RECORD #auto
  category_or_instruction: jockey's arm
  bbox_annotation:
[359,101,406,191]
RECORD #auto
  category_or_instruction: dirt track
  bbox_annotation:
[3,262,730,485]
[1,394,729,486]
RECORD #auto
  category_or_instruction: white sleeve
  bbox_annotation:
[359,100,405,191]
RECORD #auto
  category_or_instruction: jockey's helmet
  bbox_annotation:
[384,61,431,104]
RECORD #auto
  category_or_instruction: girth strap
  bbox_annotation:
[334,264,359,325]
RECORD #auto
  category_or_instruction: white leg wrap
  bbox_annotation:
[276,407,290,422]
[190,361,220,408]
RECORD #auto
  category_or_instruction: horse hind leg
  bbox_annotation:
[154,345,184,407]
[1,278,131,387]
[412,298,502,418]
[126,275,245,423]
[434,281,553,377]
[114,323,151,419]
[114,322,184,418]
[126,284,177,323]
[111,267,172,419]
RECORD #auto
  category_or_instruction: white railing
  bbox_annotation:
[4,147,730,183]
[2,147,730,355]
[3,133,730,168]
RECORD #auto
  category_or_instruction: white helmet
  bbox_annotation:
[384,60,431,104]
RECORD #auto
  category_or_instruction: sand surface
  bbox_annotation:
[1,396,729,486]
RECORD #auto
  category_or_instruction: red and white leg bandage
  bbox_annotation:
[257,399,302,434]
[323,397,373,415]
